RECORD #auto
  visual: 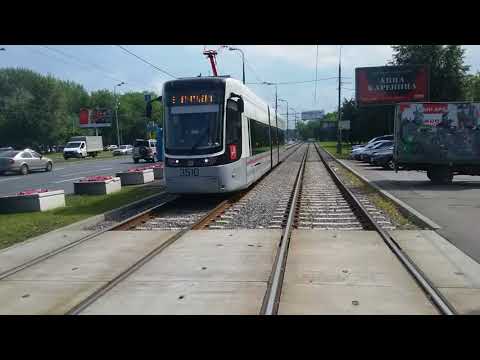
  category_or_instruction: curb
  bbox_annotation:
[320,146,441,230]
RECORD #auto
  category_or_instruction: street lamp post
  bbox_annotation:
[228,47,245,84]
[113,82,125,146]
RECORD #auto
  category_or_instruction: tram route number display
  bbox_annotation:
[180,168,200,176]
[169,94,217,106]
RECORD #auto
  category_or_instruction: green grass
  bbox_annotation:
[0,185,160,250]
[318,141,352,159]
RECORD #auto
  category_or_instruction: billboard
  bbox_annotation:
[79,108,112,128]
[356,65,429,105]
[301,110,325,121]
[395,102,480,164]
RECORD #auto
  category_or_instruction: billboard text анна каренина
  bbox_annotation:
[355,65,429,106]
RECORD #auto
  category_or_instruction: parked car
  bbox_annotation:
[113,145,133,156]
[351,140,391,161]
[104,145,118,151]
[351,135,394,150]
[371,146,394,170]
[0,146,14,154]
[361,140,393,162]
[0,149,53,175]
[133,139,157,163]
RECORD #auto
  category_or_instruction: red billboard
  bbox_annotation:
[356,65,429,105]
[78,108,112,128]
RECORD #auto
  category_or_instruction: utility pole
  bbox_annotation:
[336,46,342,154]
[114,82,125,146]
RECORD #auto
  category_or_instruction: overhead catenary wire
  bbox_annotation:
[116,45,178,79]
[33,45,152,91]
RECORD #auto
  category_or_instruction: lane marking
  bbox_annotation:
[53,177,83,184]
[0,176,23,183]
[60,167,113,177]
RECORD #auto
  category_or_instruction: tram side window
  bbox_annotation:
[250,119,271,155]
[226,100,242,159]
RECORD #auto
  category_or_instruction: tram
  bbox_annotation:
[157,76,290,194]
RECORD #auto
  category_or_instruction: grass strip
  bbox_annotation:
[0,185,160,250]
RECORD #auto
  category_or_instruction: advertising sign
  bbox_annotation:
[356,65,429,105]
[79,108,112,128]
[395,102,480,164]
[301,110,325,121]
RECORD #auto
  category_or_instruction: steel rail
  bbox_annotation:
[261,144,308,315]
[314,143,456,315]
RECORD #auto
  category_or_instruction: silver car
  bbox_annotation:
[112,145,133,156]
[0,149,53,175]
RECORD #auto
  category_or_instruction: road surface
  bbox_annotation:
[342,159,480,264]
[0,155,153,196]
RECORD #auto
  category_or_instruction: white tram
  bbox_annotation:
[161,76,291,194]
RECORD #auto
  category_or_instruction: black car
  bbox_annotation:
[371,147,394,169]
[360,141,393,162]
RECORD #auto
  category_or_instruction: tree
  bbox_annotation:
[465,72,480,101]
[390,45,470,101]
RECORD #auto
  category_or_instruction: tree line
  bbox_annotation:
[298,45,480,143]
[0,68,162,151]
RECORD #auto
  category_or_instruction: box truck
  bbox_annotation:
[394,102,480,184]
[63,136,104,160]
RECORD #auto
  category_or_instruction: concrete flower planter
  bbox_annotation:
[140,163,164,179]
[0,189,66,213]
[74,176,122,195]
[116,168,155,186]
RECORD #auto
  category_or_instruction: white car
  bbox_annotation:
[113,145,133,156]
[105,145,118,151]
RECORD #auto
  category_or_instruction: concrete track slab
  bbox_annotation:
[128,230,280,282]
[0,281,105,315]
[82,281,267,315]
[0,231,176,314]
[0,230,94,275]
[437,288,480,315]
[7,231,176,281]
[279,283,437,315]
[79,229,281,314]
[279,230,437,315]
[389,230,480,289]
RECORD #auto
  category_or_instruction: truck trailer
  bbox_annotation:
[63,136,104,159]
[394,102,480,184]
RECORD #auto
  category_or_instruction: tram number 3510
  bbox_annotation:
[180,168,200,177]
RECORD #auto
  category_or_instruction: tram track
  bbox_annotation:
[261,143,456,315]
[0,144,304,314]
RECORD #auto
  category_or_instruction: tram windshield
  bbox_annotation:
[165,104,223,155]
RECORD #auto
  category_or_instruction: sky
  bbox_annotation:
[1,45,480,123]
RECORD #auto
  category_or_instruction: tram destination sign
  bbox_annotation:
[355,65,429,106]
[168,94,218,106]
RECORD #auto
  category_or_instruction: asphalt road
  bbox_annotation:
[342,159,480,264]
[0,155,155,196]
